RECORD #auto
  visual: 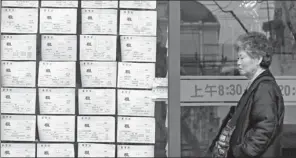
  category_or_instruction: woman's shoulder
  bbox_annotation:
[255,79,283,98]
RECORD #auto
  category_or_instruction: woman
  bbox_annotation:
[208,32,285,158]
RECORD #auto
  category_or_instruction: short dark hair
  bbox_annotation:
[234,31,273,69]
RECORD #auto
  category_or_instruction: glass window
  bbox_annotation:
[180,1,296,157]
[0,1,169,157]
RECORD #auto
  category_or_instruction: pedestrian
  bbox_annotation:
[207,31,285,158]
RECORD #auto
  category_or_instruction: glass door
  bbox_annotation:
[179,1,296,157]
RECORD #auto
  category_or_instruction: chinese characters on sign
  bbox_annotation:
[181,79,296,102]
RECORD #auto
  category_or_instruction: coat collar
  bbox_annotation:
[246,69,275,92]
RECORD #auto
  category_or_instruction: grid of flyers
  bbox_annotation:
[0,1,162,157]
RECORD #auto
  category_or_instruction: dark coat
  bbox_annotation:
[208,69,285,158]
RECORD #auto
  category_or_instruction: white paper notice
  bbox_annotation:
[37,115,75,142]
[117,145,154,157]
[77,116,115,142]
[153,77,168,87]
[39,88,75,114]
[120,10,157,36]
[1,115,36,141]
[1,35,36,60]
[1,8,38,33]
[121,36,156,62]
[1,88,36,114]
[37,143,74,157]
[1,143,36,158]
[117,117,155,143]
[118,90,154,117]
[38,61,76,87]
[40,8,77,34]
[78,89,116,115]
[78,143,115,157]
[120,1,156,9]
[41,35,77,61]
[152,88,168,101]
[81,9,117,35]
[81,1,118,8]
[2,1,39,7]
[80,62,117,88]
[41,0,78,8]
[1,61,36,87]
[80,35,117,61]
[117,62,155,89]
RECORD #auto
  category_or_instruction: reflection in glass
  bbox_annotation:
[180,1,296,157]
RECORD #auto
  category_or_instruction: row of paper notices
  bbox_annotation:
[118,145,154,157]
[117,117,155,143]
[78,89,116,115]
[1,88,36,114]
[38,61,76,87]
[40,8,77,34]
[1,35,36,60]
[39,88,75,114]
[2,1,39,7]
[1,143,36,158]
[81,1,118,8]
[37,115,75,142]
[81,9,118,35]
[1,8,38,33]
[80,35,117,61]
[78,143,115,157]
[117,62,155,89]
[0,143,153,158]
[1,115,36,141]
[41,35,77,61]
[1,61,36,87]
[80,61,117,88]
[119,1,157,9]
[117,90,155,117]
[121,36,157,62]
[77,116,115,142]
[120,10,157,36]
[41,0,78,8]
[1,116,155,143]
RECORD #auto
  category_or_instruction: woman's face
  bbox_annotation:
[237,50,262,78]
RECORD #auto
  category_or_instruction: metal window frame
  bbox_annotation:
[168,1,181,157]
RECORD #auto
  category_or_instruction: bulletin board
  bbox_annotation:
[0,1,168,157]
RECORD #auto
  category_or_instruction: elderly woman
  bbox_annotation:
[207,32,285,158]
